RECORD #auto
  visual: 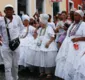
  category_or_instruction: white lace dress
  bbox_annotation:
[26,26,57,67]
[18,25,36,66]
[55,22,85,80]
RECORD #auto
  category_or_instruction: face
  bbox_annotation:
[74,12,81,23]
[4,7,14,17]
[39,22,46,28]
[23,19,29,27]
[61,13,67,20]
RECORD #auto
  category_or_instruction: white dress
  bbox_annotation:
[0,46,3,64]
[18,25,36,66]
[26,26,57,67]
[55,22,85,80]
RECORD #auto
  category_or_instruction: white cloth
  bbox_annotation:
[26,26,57,67]
[0,46,3,64]
[19,25,36,66]
[55,22,85,80]
[48,22,56,30]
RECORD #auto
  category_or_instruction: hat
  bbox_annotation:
[22,15,30,22]
[4,4,14,9]
[40,14,49,24]
[75,10,84,17]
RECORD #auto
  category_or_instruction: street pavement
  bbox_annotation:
[0,65,59,80]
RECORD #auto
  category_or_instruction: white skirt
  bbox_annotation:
[0,46,3,64]
[25,48,57,67]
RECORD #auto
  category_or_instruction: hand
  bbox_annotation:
[71,38,79,43]
[45,42,50,48]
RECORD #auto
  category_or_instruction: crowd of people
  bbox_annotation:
[0,4,85,80]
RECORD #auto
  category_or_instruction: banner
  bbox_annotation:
[51,0,62,2]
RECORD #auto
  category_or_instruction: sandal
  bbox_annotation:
[46,74,52,79]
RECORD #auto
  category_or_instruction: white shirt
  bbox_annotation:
[0,15,24,46]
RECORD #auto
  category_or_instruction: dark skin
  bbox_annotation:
[71,12,85,43]
[4,7,14,21]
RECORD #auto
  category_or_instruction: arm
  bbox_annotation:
[45,27,55,48]
[72,37,85,43]
[45,37,55,48]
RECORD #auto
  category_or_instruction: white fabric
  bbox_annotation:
[55,22,85,80]
[22,15,30,21]
[48,22,56,30]
[0,15,24,47]
[26,26,57,67]
[0,46,3,64]
[1,46,20,80]
[19,25,36,66]
[75,10,84,17]
[40,14,49,24]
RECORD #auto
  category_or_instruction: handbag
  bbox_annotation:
[4,17,20,51]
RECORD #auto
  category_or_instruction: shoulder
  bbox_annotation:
[29,25,36,30]
[0,16,4,22]
[0,17,5,26]
[81,22,85,25]
[47,25,54,33]
[13,15,22,21]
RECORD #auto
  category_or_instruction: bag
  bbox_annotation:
[4,17,20,51]
[9,37,20,51]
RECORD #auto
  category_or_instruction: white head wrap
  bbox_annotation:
[75,10,84,17]
[40,14,49,24]
[22,15,30,22]
[4,4,14,9]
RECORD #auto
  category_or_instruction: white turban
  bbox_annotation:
[22,15,30,22]
[40,14,49,24]
[75,10,84,17]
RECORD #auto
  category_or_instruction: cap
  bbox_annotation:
[4,4,14,9]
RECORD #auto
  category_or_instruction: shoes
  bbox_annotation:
[46,74,52,79]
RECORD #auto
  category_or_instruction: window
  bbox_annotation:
[36,0,44,13]
[53,2,59,16]
[18,0,27,16]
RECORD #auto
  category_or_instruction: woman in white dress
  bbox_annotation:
[26,14,57,78]
[55,10,85,80]
[18,15,36,67]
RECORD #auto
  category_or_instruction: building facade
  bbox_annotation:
[0,0,68,17]
[66,0,82,12]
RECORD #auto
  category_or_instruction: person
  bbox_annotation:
[0,4,24,80]
[55,10,85,80]
[19,14,36,68]
[57,23,70,49]
[26,14,57,78]
[55,11,71,43]
[48,14,56,30]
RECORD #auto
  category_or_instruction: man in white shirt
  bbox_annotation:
[0,4,24,80]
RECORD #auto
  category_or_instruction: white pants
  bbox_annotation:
[1,46,20,80]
